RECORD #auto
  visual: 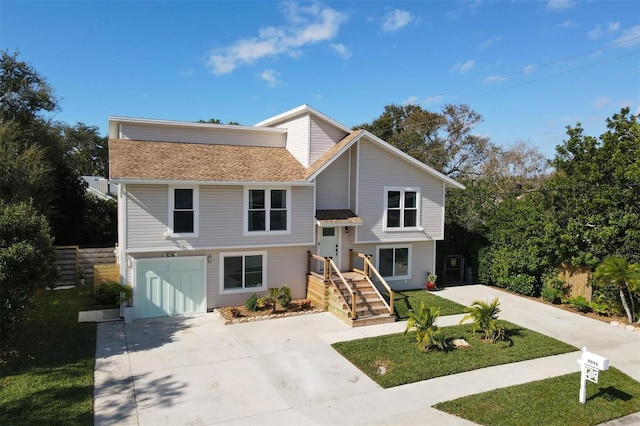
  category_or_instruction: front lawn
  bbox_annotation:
[435,367,640,426]
[393,289,467,319]
[331,320,576,388]
[0,286,96,425]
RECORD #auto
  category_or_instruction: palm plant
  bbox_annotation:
[404,301,447,351]
[593,257,640,323]
[459,297,505,343]
[259,286,292,313]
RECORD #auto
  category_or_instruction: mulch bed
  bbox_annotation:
[216,299,318,322]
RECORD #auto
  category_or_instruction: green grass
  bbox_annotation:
[0,286,97,425]
[434,367,640,426]
[392,289,467,319]
[331,320,576,388]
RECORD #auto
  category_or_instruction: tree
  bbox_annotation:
[593,257,640,323]
[355,103,491,178]
[548,108,640,266]
[404,301,447,351]
[0,50,57,123]
[62,122,109,176]
[459,297,505,342]
[0,201,58,343]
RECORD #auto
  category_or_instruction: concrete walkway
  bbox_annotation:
[93,285,640,425]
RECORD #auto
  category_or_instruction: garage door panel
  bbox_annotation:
[135,258,205,319]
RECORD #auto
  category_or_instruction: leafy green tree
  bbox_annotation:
[459,297,505,342]
[593,256,640,323]
[404,301,447,351]
[62,122,109,176]
[0,201,58,343]
[548,108,640,266]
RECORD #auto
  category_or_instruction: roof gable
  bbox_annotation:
[255,104,352,134]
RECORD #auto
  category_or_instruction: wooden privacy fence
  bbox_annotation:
[55,246,117,286]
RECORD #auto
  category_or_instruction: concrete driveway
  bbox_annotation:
[94,285,640,425]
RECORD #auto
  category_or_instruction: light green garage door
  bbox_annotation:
[134,257,206,319]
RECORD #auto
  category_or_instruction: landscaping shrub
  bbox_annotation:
[460,297,505,343]
[507,274,537,296]
[95,281,130,306]
[404,301,447,351]
[259,286,292,313]
[244,293,260,311]
[566,296,592,313]
[541,270,566,304]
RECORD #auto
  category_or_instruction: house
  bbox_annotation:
[108,105,464,324]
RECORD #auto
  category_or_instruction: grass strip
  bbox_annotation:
[393,289,467,319]
[331,320,576,388]
[434,367,640,426]
[0,285,97,425]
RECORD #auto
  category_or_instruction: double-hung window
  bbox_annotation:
[168,186,198,236]
[377,246,411,280]
[384,187,419,230]
[220,252,266,293]
[246,188,289,233]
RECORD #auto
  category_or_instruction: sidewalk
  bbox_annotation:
[94,285,640,425]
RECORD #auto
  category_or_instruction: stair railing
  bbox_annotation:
[327,257,357,319]
[352,252,394,316]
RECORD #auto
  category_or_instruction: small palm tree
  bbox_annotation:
[593,257,640,323]
[404,301,447,351]
[260,286,292,313]
[460,297,505,343]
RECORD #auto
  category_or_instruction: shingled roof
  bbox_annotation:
[109,139,307,182]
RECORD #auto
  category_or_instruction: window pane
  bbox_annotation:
[379,248,394,277]
[270,210,287,231]
[405,191,416,208]
[322,227,335,237]
[387,210,400,227]
[174,211,194,233]
[404,210,417,227]
[223,256,243,289]
[174,189,193,209]
[271,190,286,209]
[395,248,409,276]
[249,190,265,209]
[244,255,263,288]
[248,211,265,231]
[387,191,400,208]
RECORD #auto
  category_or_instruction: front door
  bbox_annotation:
[318,227,340,269]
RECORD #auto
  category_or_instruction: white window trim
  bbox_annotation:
[219,251,267,294]
[376,244,412,280]
[168,185,199,237]
[383,186,421,232]
[243,186,292,236]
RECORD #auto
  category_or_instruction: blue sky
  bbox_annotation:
[2,0,638,158]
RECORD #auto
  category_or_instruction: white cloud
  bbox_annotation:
[523,64,536,75]
[483,75,507,84]
[312,93,323,99]
[614,24,640,48]
[591,96,611,109]
[330,43,351,59]
[207,2,348,75]
[478,35,502,50]
[423,95,443,105]
[452,60,476,73]
[546,0,574,11]
[260,69,282,87]
[608,22,621,32]
[404,96,420,105]
[557,20,577,29]
[588,21,621,40]
[381,9,414,33]
[178,68,196,77]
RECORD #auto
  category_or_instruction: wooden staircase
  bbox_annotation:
[330,272,396,327]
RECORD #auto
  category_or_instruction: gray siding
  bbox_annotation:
[120,123,285,147]
[206,246,312,308]
[356,139,445,243]
[277,115,310,167]
[350,241,435,291]
[309,116,349,164]
[350,145,357,211]
[126,184,315,251]
[315,152,350,210]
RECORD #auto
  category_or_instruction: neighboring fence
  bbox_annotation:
[559,263,592,300]
[55,246,117,286]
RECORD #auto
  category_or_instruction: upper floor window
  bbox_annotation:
[168,186,199,236]
[384,187,420,230]
[245,188,290,234]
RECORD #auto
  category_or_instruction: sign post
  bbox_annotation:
[578,346,609,403]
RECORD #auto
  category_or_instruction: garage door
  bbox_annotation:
[134,257,206,319]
